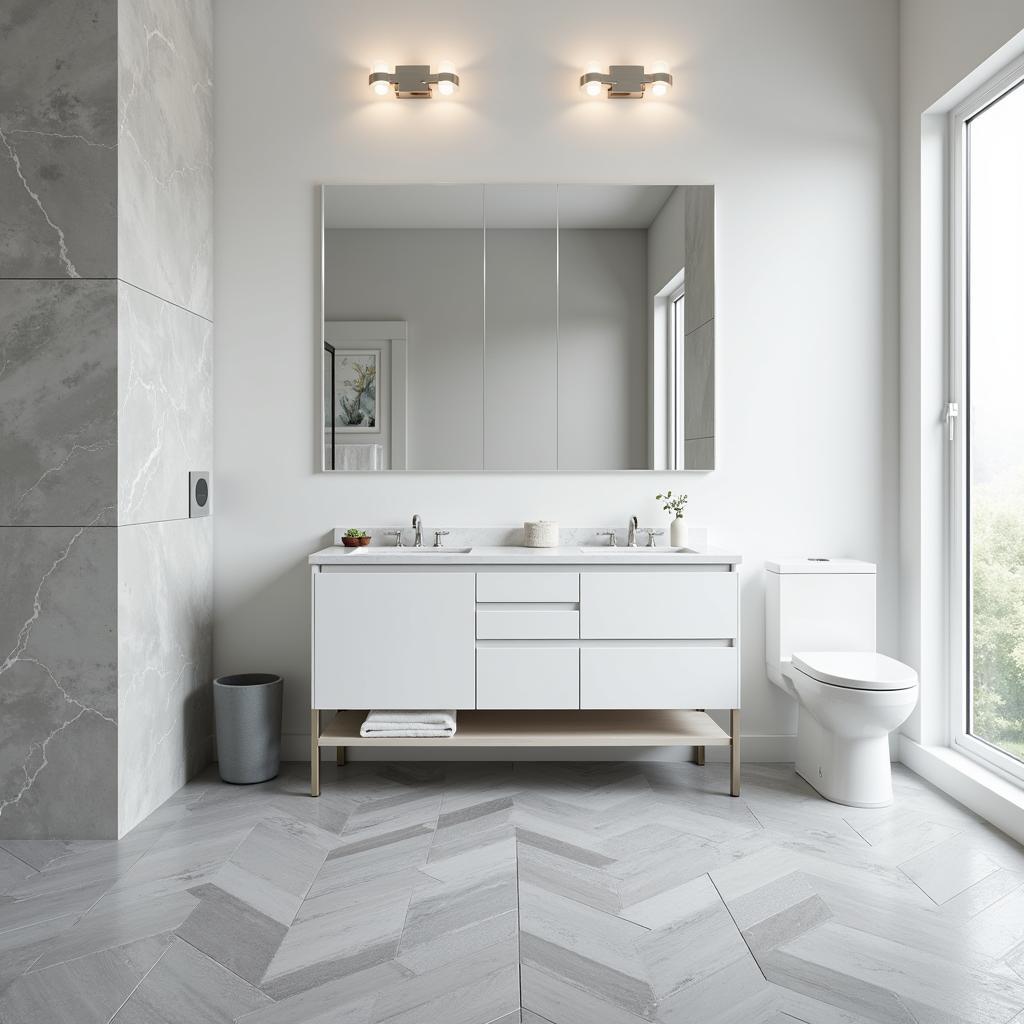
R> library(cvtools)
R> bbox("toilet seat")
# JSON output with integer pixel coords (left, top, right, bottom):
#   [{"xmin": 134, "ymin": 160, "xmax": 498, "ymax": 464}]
[{"xmin": 792, "ymin": 651, "xmax": 918, "ymax": 692}]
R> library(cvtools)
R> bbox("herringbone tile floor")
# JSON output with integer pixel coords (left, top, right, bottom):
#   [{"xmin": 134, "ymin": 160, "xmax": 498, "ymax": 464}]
[{"xmin": 1, "ymin": 760, "xmax": 1023, "ymax": 1023}]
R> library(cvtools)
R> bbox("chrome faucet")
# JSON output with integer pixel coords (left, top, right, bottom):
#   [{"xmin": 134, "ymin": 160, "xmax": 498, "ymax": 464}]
[
  {"xmin": 627, "ymin": 515, "xmax": 639, "ymax": 547},
  {"xmin": 412, "ymin": 514, "xmax": 424, "ymax": 548}
]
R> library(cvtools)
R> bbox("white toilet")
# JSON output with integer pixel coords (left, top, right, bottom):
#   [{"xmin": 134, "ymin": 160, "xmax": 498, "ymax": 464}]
[{"xmin": 765, "ymin": 558, "xmax": 919, "ymax": 807}]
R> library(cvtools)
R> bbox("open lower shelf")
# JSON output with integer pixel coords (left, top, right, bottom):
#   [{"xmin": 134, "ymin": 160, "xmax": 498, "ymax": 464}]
[{"xmin": 317, "ymin": 709, "xmax": 732, "ymax": 747}]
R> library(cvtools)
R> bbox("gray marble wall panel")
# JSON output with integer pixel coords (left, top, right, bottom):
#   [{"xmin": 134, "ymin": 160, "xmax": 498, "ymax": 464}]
[
  {"xmin": 0, "ymin": 527, "xmax": 117, "ymax": 839},
  {"xmin": 118, "ymin": 282, "xmax": 212, "ymax": 525},
  {"xmin": 117, "ymin": 516, "xmax": 212, "ymax": 835},
  {"xmin": 0, "ymin": 281, "xmax": 117, "ymax": 527},
  {"xmin": 117, "ymin": 0, "xmax": 213, "ymax": 318},
  {"xmin": 0, "ymin": 0, "xmax": 118, "ymax": 278},
  {"xmin": 683, "ymin": 186, "xmax": 715, "ymax": 335}
]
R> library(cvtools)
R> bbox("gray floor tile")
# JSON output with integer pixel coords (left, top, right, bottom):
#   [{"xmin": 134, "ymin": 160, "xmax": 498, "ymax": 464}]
[
  {"xmin": 0, "ymin": 933, "xmax": 170, "ymax": 1024},
  {"xmin": 176, "ymin": 883, "xmax": 287, "ymax": 985},
  {"xmin": 900, "ymin": 833, "xmax": 1002, "ymax": 904},
  {"xmin": 30, "ymin": 891, "xmax": 198, "ymax": 971},
  {"xmin": 110, "ymin": 938, "xmax": 270, "ymax": 1023}
]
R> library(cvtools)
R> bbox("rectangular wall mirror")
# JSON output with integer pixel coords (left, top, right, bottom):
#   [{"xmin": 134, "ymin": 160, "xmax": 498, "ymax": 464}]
[{"xmin": 320, "ymin": 184, "xmax": 715, "ymax": 472}]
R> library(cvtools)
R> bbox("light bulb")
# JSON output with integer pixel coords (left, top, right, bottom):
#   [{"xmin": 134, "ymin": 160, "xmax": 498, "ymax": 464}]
[
  {"xmin": 370, "ymin": 61, "xmax": 390, "ymax": 96},
  {"xmin": 649, "ymin": 61, "xmax": 671, "ymax": 97},
  {"xmin": 582, "ymin": 62, "xmax": 603, "ymax": 97},
  {"xmin": 436, "ymin": 60, "xmax": 457, "ymax": 96}
]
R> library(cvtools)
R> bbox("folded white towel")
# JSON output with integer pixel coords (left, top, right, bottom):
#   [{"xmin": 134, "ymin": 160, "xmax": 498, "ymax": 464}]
[{"xmin": 360, "ymin": 710, "xmax": 457, "ymax": 738}]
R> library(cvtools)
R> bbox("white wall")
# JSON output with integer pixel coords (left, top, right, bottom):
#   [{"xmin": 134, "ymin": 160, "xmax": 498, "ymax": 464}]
[
  {"xmin": 213, "ymin": 0, "xmax": 899, "ymax": 760},
  {"xmin": 898, "ymin": 1, "xmax": 1024, "ymax": 745}
]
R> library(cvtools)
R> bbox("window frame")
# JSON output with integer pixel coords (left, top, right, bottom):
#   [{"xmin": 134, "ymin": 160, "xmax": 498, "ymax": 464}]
[
  {"xmin": 668, "ymin": 281, "xmax": 686, "ymax": 470},
  {"xmin": 948, "ymin": 55, "xmax": 1024, "ymax": 785}
]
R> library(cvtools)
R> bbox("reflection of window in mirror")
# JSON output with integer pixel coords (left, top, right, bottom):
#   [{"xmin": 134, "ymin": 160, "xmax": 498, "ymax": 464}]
[{"xmin": 670, "ymin": 282, "xmax": 685, "ymax": 470}]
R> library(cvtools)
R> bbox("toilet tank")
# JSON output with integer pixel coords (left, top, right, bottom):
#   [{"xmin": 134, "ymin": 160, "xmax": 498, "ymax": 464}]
[{"xmin": 765, "ymin": 559, "xmax": 877, "ymax": 682}]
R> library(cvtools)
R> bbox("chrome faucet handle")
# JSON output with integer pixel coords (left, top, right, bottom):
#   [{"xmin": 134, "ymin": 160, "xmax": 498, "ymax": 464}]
[
  {"xmin": 433, "ymin": 530, "xmax": 450, "ymax": 548},
  {"xmin": 641, "ymin": 528, "xmax": 664, "ymax": 548},
  {"xmin": 597, "ymin": 531, "xmax": 617, "ymax": 548},
  {"xmin": 384, "ymin": 530, "xmax": 404, "ymax": 548}
]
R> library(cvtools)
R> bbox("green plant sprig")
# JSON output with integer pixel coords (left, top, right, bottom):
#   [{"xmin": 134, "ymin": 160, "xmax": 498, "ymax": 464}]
[
  {"xmin": 655, "ymin": 491, "xmax": 688, "ymax": 519},
  {"xmin": 344, "ymin": 528, "xmax": 367, "ymax": 538}
]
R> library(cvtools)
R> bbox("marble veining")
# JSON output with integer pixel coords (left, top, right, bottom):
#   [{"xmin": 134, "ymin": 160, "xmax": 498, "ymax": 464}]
[
  {"xmin": 118, "ymin": 516, "xmax": 213, "ymax": 836},
  {"xmin": 117, "ymin": 0, "xmax": 213, "ymax": 318},
  {"xmin": 0, "ymin": 526, "xmax": 117, "ymax": 839},
  {"xmin": 117, "ymin": 282, "xmax": 212, "ymax": 526},
  {"xmin": 0, "ymin": 0, "xmax": 118, "ymax": 278},
  {"xmin": 0, "ymin": 281, "xmax": 117, "ymax": 527}
]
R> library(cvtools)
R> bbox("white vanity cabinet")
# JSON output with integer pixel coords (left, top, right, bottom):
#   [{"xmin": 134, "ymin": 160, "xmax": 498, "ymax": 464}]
[{"xmin": 310, "ymin": 543, "xmax": 742, "ymax": 798}]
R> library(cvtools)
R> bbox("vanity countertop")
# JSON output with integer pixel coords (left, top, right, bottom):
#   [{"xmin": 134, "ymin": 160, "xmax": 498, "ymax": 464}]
[{"xmin": 309, "ymin": 544, "xmax": 741, "ymax": 566}]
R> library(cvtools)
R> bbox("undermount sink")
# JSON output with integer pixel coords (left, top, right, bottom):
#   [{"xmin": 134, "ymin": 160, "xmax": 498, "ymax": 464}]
[
  {"xmin": 354, "ymin": 546, "xmax": 473, "ymax": 554},
  {"xmin": 578, "ymin": 546, "xmax": 696, "ymax": 554}
]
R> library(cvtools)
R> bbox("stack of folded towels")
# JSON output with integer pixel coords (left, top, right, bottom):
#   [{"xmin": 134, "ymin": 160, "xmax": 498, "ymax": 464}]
[{"xmin": 359, "ymin": 710, "xmax": 457, "ymax": 738}]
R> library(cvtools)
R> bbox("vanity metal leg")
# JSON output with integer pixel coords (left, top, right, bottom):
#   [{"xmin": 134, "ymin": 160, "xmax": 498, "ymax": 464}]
[
  {"xmin": 730, "ymin": 709, "xmax": 741, "ymax": 797},
  {"xmin": 694, "ymin": 710, "xmax": 706, "ymax": 766},
  {"xmin": 336, "ymin": 745, "xmax": 345, "ymax": 766},
  {"xmin": 311, "ymin": 709, "xmax": 320, "ymax": 798}
]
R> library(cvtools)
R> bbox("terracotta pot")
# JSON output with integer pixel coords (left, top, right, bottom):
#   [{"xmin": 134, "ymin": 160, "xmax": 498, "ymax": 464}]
[{"xmin": 342, "ymin": 535, "xmax": 372, "ymax": 547}]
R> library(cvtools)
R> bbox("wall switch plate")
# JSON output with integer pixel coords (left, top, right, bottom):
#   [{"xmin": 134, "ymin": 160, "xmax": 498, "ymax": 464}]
[{"xmin": 189, "ymin": 471, "xmax": 211, "ymax": 517}]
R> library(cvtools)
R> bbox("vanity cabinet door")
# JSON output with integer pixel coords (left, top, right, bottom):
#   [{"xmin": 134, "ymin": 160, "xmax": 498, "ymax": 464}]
[
  {"xmin": 580, "ymin": 648, "xmax": 738, "ymax": 709},
  {"xmin": 580, "ymin": 572, "xmax": 737, "ymax": 640},
  {"xmin": 476, "ymin": 647, "xmax": 579, "ymax": 709},
  {"xmin": 314, "ymin": 571, "xmax": 475, "ymax": 709}
]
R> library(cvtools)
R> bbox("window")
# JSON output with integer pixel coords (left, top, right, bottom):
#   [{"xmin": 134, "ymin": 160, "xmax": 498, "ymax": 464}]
[{"xmin": 951, "ymin": 63, "xmax": 1024, "ymax": 779}]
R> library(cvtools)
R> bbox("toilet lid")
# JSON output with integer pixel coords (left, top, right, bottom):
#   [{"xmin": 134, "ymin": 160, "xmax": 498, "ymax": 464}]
[{"xmin": 792, "ymin": 651, "xmax": 918, "ymax": 691}]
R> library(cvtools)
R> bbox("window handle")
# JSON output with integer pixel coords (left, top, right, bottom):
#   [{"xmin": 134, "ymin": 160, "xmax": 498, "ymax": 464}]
[{"xmin": 945, "ymin": 401, "xmax": 959, "ymax": 442}]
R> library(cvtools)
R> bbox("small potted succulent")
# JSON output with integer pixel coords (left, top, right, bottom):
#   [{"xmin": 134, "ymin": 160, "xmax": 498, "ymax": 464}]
[
  {"xmin": 341, "ymin": 528, "xmax": 372, "ymax": 548},
  {"xmin": 655, "ymin": 491, "xmax": 689, "ymax": 548}
]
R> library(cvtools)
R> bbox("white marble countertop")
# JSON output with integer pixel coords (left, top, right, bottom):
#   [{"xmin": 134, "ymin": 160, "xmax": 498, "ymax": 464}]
[{"xmin": 309, "ymin": 544, "xmax": 741, "ymax": 566}]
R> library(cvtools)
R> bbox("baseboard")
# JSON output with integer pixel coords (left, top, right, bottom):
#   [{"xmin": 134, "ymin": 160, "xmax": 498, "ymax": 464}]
[
  {"xmin": 899, "ymin": 736, "xmax": 1024, "ymax": 846},
  {"xmin": 279, "ymin": 732, "xmax": 796, "ymax": 764}
]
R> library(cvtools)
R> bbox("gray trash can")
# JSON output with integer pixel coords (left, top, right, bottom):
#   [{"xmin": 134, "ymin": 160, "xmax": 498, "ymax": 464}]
[{"xmin": 213, "ymin": 673, "xmax": 283, "ymax": 784}]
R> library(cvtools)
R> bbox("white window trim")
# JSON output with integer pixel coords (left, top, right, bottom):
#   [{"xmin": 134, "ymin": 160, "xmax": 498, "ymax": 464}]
[
  {"xmin": 668, "ymin": 281, "xmax": 686, "ymax": 470},
  {"xmin": 947, "ymin": 53, "xmax": 1024, "ymax": 787}
]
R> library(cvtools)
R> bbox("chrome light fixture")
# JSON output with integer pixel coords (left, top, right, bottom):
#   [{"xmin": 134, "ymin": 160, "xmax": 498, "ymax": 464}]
[
  {"xmin": 369, "ymin": 61, "xmax": 459, "ymax": 98},
  {"xmin": 580, "ymin": 62, "xmax": 672, "ymax": 99}
]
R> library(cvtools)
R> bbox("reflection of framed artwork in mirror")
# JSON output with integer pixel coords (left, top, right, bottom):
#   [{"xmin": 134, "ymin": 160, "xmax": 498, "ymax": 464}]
[{"xmin": 334, "ymin": 350, "xmax": 380, "ymax": 433}]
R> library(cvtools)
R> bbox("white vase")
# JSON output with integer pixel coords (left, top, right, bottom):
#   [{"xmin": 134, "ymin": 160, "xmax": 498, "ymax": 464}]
[{"xmin": 670, "ymin": 518, "xmax": 688, "ymax": 548}]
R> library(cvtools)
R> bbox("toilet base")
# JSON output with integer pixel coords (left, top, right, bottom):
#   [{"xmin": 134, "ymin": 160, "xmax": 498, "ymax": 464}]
[{"xmin": 795, "ymin": 708, "xmax": 894, "ymax": 808}]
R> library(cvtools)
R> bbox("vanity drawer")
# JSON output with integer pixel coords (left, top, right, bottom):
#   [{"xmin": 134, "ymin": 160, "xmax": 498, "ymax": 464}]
[
  {"xmin": 476, "ymin": 572, "xmax": 579, "ymax": 603},
  {"xmin": 580, "ymin": 572, "xmax": 737, "ymax": 640},
  {"xmin": 580, "ymin": 647, "xmax": 738, "ymax": 709},
  {"xmin": 476, "ymin": 609, "xmax": 579, "ymax": 640},
  {"xmin": 476, "ymin": 648, "xmax": 579, "ymax": 709}
]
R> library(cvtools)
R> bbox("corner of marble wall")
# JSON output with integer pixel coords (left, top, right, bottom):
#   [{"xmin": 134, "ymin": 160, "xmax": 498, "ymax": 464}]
[
  {"xmin": 117, "ymin": 0, "xmax": 213, "ymax": 319},
  {"xmin": 0, "ymin": 0, "xmax": 118, "ymax": 279},
  {"xmin": 117, "ymin": 281, "xmax": 212, "ymax": 526},
  {"xmin": 117, "ymin": 516, "xmax": 213, "ymax": 836},
  {"xmin": 0, "ymin": 280, "xmax": 118, "ymax": 527},
  {"xmin": 0, "ymin": 527, "xmax": 118, "ymax": 839}
]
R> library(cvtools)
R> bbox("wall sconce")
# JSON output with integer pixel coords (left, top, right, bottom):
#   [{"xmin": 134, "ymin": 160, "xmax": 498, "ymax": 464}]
[
  {"xmin": 580, "ymin": 62, "xmax": 672, "ymax": 99},
  {"xmin": 369, "ymin": 61, "xmax": 459, "ymax": 98}
]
